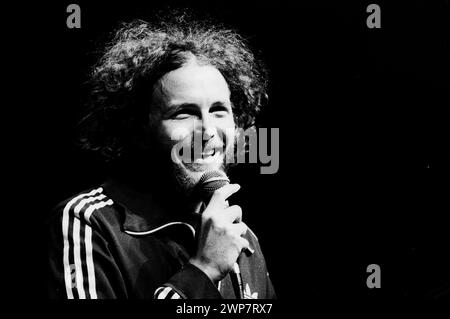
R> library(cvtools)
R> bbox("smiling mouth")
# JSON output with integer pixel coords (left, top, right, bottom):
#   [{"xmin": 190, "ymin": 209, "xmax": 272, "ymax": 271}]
[
  {"xmin": 179, "ymin": 146, "xmax": 222, "ymax": 166},
  {"xmin": 191, "ymin": 143, "xmax": 224, "ymax": 159},
  {"xmin": 201, "ymin": 148, "xmax": 216, "ymax": 158},
  {"xmin": 195, "ymin": 149, "xmax": 221, "ymax": 163}
]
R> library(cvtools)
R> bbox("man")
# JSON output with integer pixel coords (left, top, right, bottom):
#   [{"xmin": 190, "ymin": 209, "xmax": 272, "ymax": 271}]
[{"xmin": 47, "ymin": 12, "xmax": 276, "ymax": 299}]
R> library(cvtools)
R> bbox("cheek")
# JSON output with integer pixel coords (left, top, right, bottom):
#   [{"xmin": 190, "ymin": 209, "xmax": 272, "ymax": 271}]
[
  {"xmin": 160, "ymin": 121, "xmax": 194, "ymax": 145},
  {"xmin": 225, "ymin": 127, "xmax": 236, "ymax": 145},
  {"xmin": 222, "ymin": 118, "xmax": 236, "ymax": 144}
]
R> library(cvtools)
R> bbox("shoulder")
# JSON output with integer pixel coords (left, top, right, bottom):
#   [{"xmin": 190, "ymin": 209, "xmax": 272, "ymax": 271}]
[{"xmin": 48, "ymin": 186, "xmax": 117, "ymax": 229}]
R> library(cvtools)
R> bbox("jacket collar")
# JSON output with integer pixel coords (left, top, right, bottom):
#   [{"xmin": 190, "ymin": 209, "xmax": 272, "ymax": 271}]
[{"xmin": 101, "ymin": 177, "xmax": 199, "ymax": 236}]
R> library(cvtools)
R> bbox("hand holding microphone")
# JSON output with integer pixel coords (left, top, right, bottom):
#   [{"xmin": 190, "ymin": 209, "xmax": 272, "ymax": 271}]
[{"xmin": 189, "ymin": 171, "xmax": 249, "ymax": 284}]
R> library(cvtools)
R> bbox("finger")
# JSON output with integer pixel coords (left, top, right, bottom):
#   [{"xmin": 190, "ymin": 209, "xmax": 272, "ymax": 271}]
[
  {"xmin": 238, "ymin": 237, "xmax": 250, "ymax": 252},
  {"xmin": 231, "ymin": 222, "xmax": 248, "ymax": 237},
  {"xmin": 223, "ymin": 205, "xmax": 242, "ymax": 223},
  {"xmin": 208, "ymin": 184, "xmax": 240, "ymax": 210}
]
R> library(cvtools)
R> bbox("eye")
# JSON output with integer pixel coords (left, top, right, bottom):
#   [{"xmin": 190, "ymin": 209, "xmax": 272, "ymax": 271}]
[
  {"xmin": 210, "ymin": 104, "xmax": 230, "ymax": 118},
  {"xmin": 171, "ymin": 110, "xmax": 193, "ymax": 120},
  {"xmin": 170, "ymin": 105, "xmax": 199, "ymax": 120}
]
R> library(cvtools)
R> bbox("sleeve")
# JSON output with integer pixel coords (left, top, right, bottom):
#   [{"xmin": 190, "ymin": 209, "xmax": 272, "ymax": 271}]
[
  {"xmin": 265, "ymin": 270, "xmax": 277, "ymax": 299},
  {"xmin": 247, "ymin": 228, "xmax": 277, "ymax": 299},
  {"xmin": 153, "ymin": 263, "xmax": 222, "ymax": 299},
  {"xmin": 47, "ymin": 199, "xmax": 127, "ymax": 299}
]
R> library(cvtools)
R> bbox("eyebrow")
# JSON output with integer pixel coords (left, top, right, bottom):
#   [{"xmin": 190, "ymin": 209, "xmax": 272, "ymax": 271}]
[
  {"xmin": 165, "ymin": 103, "xmax": 197, "ymax": 114},
  {"xmin": 168, "ymin": 101, "xmax": 230, "ymax": 111},
  {"xmin": 210, "ymin": 101, "xmax": 230, "ymax": 108},
  {"xmin": 169, "ymin": 103, "xmax": 198, "ymax": 109}
]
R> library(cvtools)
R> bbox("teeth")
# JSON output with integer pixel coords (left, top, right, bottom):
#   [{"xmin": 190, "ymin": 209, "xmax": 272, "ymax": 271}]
[
  {"xmin": 202, "ymin": 150, "xmax": 215, "ymax": 157},
  {"xmin": 191, "ymin": 150, "xmax": 220, "ymax": 164}
]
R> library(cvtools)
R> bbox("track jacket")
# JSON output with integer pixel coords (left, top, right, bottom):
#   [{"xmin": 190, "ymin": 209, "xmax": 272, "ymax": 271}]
[{"xmin": 47, "ymin": 178, "xmax": 276, "ymax": 299}]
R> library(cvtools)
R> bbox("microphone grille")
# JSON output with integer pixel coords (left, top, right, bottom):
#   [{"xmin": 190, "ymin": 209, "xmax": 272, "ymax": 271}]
[{"xmin": 198, "ymin": 170, "xmax": 230, "ymax": 196}]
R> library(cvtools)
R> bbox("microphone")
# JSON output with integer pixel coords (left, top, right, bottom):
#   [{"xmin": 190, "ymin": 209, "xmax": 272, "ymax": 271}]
[
  {"xmin": 197, "ymin": 170, "xmax": 230, "ymax": 201},
  {"xmin": 197, "ymin": 170, "xmax": 245, "ymax": 299}
]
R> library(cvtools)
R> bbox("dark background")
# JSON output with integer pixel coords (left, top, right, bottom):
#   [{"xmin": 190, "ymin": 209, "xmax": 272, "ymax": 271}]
[{"xmin": 13, "ymin": 0, "xmax": 449, "ymax": 305}]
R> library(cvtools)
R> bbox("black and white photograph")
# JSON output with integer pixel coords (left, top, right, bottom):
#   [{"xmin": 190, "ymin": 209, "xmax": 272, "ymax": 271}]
[{"xmin": 9, "ymin": 0, "xmax": 449, "ymax": 315}]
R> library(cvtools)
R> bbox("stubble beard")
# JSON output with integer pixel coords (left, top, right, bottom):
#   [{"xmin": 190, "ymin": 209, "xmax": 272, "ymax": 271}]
[
  {"xmin": 172, "ymin": 154, "xmax": 230, "ymax": 196},
  {"xmin": 171, "ymin": 140, "xmax": 235, "ymax": 197}
]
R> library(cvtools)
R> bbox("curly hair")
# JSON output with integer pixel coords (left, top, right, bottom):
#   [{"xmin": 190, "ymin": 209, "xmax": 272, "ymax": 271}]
[{"xmin": 79, "ymin": 11, "xmax": 268, "ymax": 162}]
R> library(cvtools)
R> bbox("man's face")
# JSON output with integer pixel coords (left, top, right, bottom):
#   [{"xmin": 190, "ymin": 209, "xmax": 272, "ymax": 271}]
[{"xmin": 148, "ymin": 59, "xmax": 236, "ymax": 190}]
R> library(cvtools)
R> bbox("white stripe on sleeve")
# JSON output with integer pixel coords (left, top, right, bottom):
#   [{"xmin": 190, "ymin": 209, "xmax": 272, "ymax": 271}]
[
  {"xmin": 155, "ymin": 287, "xmax": 172, "ymax": 299},
  {"xmin": 77, "ymin": 199, "xmax": 114, "ymax": 299},
  {"xmin": 73, "ymin": 215, "xmax": 86, "ymax": 298},
  {"xmin": 84, "ymin": 225, "xmax": 97, "ymax": 299},
  {"xmin": 171, "ymin": 293, "xmax": 181, "ymax": 299},
  {"xmin": 73, "ymin": 195, "xmax": 110, "ymax": 299},
  {"xmin": 62, "ymin": 188, "xmax": 102, "ymax": 299}
]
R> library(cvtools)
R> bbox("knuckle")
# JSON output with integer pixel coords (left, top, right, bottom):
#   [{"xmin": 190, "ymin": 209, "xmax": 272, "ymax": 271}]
[
  {"xmin": 211, "ymin": 217, "xmax": 222, "ymax": 227},
  {"xmin": 231, "ymin": 225, "xmax": 246, "ymax": 239},
  {"xmin": 230, "ymin": 231, "xmax": 241, "ymax": 240},
  {"xmin": 229, "ymin": 205, "xmax": 242, "ymax": 215},
  {"xmin": 206, "ymin": 214, "xmax": 222, "ymax": 228},
  {"xmin": 241, "ymin": 238, "xmax": 250, "ymax": 248},
  {"xmin": 225, "ymin": 224, "xmax": 235, "ymax": 234},
  {"xmin": 214, "ymin": 219, "xmax": 228, "ymax": 232}
]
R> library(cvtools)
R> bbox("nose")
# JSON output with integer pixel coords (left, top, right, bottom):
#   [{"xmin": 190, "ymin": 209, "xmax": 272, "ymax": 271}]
[{"xmin": 201, "ymin": 113, "xmax": 217, "ymax": 141}]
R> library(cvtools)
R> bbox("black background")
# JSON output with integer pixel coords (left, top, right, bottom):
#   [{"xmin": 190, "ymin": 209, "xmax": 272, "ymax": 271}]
[{"xmin": 10, "ymin": 0, "xmax": 449, "ymax": 308}]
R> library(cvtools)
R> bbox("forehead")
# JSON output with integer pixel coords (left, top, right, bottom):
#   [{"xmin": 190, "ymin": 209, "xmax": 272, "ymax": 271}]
[{"xmin": 154, "ymin": 62, "xmax": 230, "ymax": 105}]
